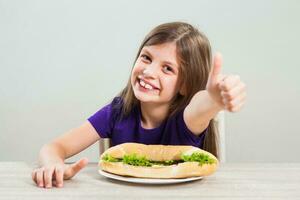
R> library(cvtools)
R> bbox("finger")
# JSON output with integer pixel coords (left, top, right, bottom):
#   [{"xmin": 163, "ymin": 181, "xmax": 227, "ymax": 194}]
[
  {"xmin": 219, "ymin": 75, "xmax": 240, "ymax": 92},
  {"xmin": 54, "ymin": 166, "xmax": 64, "ymax": 188},
  {"xmin": 223, "ymin": 91, "xmax": 246, "ymax": 108},
  {"xmin": 223, "ymin": 92, "xmax": 246, "ymax": 112},
  {"xmin": 221, "ymin": 82, "xmax": 246, "ymax": 101},
  {"xmin": 31, "ymin": 169, "xmax": 38, "ymax": 184},
  {"xmin": 44, "ymin": 167, "xmax": 55, "ymax": 188},
  {"xmin": 65, "ymin": 158, "xmax": 89, "ymax": 179},
  {"xmin": 36, "ymin": 168, "xmax": 45, "ymax": 188},
  {"xmin": 230, "ymin": 101, "xmax": 246, "ymax": 112},
  {"xmin": 208, "ymin": 53, "xmax": 223, "ymax": 84},
  {"xmin": 216, "ymin": 74, "xmax": 226, "ymax": 84}
]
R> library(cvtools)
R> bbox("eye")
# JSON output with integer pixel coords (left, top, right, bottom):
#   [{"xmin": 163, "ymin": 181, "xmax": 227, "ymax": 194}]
[
  {"xmin": 163, "ymin": 66, "xmax": 174, "ymax": 73},
  {"xmin": 141, "ymin": 54, "xmax": 151, "ymax": 62}
]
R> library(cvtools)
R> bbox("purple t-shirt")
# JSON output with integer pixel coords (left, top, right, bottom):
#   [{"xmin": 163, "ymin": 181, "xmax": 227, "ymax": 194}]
[{"xmin": 88, "ymin": 97, "xmax": 206, "ymax": 148}]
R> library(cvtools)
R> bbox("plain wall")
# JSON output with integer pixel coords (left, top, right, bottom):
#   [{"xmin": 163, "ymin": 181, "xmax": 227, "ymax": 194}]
[{"xmin": 1, "ymin": 0, "xmax": 300, "ymax": 163}]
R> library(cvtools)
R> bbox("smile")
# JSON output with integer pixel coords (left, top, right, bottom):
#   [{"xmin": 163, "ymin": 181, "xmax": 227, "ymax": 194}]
[{"xmin": 137, "ymin": 78, "xmax": 160, "ymax": 91}]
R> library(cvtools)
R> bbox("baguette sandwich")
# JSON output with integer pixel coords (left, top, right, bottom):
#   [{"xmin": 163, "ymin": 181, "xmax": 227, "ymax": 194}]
[{"xmin": 99, "ymin": 143, "xmax": 219, "ymax": 179}]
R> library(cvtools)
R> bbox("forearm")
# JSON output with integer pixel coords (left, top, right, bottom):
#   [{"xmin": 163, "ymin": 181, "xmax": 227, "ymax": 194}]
[
  {"xmin": 187, "ymin": 90, "xmax": 223, "ymax": 126},
  {"xmin": 38, "ymin": 143, "xmax": 66, "ymax": 167}
]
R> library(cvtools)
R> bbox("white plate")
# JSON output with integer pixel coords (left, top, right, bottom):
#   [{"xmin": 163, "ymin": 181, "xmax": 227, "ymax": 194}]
[{"xmin": 98, "ymin": 170, "xmax": 203, "ymax": 184}]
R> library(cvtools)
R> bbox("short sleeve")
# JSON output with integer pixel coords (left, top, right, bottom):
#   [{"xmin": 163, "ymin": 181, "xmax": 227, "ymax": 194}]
[
  {"xmin": 177, "ymin": 110, "xmax": 207, "ymax": 147},
  {"xmin": 87, "ymin": 103, "xmax": 114, "ymax": 138}
]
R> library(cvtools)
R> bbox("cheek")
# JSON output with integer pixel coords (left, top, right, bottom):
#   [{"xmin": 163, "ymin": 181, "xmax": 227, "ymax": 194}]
[
  {"xmin": 163, "ymin": 77, "xmax": 179, "ymax": 92},
  {"xmin": 130, "ymin": 73, "xmax": 137, "ymax": 88},
  {"xmin": 132, "ymin": 62, "xmax": 143, "ymax": 75},
  {"xmin": 131, "ymin": 64, "xmax": 139, "ymax": 79}
]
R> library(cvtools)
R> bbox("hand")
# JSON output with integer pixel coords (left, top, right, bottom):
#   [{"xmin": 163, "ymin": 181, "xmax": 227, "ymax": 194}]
[
  {"xmin": 206, "ymin": 53, "xmax": 247, "ymax": 112},
  {"xmin": 31, "ymin": 158, "xmax": 88, "ymax": 188}
]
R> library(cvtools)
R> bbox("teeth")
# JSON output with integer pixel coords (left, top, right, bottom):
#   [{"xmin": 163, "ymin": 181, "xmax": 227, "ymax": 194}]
[
  {"xmin": 140, "ymin": 80, "xmax": 146, "ymax": 87},
  {"xmin": 139, "ymin": 80, "xmax": 154, "ymax": 90},
  {"xmin": 145, "ymin": 84, "xmax": 153, "ymax": 90}
]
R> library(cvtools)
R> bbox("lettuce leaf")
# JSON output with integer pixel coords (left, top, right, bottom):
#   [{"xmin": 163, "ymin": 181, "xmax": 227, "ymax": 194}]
[
  {"xmin": 102, "ymin": 154, "xmax": 122, "ymax": 162},
  {"xmin": 122, "ymin": 154, "xmax": 152, "ymax": 167},
  {"xmin": 181, "ymin": 152, "xmax": 216, "ymax": 165},
  {"xmin": 102, "ymin": 152, "xmax": 216, "ymax": 167}
]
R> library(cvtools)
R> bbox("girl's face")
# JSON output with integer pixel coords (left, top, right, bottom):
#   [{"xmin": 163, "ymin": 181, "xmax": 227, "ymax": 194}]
[{"xmin": 131, "ymin": 42, "xmax": 181, "ymax": 105}]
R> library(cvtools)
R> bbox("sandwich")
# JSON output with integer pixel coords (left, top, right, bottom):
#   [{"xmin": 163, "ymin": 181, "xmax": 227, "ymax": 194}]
[{"xmin": 99, "ymin": 143, "xmax": 219, "ymax": 179}]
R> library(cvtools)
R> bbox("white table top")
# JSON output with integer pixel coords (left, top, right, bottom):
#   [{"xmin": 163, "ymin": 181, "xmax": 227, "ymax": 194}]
[{"xmin": 0, "ymin": 162, "xmax": 300, "ymax": 200}]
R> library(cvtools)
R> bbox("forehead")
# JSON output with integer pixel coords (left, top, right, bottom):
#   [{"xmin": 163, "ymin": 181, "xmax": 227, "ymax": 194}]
[{"xmin": 141, "ymin": 43, "xmax": 179, "ymax": 68}]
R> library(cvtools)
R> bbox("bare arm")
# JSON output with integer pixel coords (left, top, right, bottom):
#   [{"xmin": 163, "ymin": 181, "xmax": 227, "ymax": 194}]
[
  {"xmin": 33, "ymin": 121, "xmax": 100, "ymax": 188},
  {"xmin": 184, "ymin": 90, "xmax": 222, "ymax": 135},
  {"xmin": 184, "ymin": 53, "xmax": 246, "ymax": 136},
  {"xmin": 38, "ymin": 121, "xmax": 100, "ymax": 166}
]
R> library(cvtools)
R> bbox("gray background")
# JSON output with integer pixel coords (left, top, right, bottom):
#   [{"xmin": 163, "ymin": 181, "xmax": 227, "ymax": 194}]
[{"xmin": 1, "ymin": 0, "xmax": 299, "ymax": 163}]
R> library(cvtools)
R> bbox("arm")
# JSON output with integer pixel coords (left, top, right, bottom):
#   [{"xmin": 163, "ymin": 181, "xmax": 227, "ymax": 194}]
[
  {"xmin": 39, "ymin": 121, "xmax": 100, "ymax": 163},
  {"xmin": 33, "ymin": 121, "xmax": 100, "ymax": 188},
  {"xmin": 184, "ymin": 53, "xmax": 246, "ymax": 136},
  {"xmin": 184, "ymin": 90, "xmax": 222, "ymax": 135},
  {"xmin": 38, "ymin": 121, "xmax": 100, "ymax": 165}
]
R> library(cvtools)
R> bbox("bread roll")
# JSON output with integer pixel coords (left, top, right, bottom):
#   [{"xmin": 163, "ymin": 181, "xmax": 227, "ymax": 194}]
[{"xmin": 99, "ymin": 143, "xmax": 219, "ymax": 179}]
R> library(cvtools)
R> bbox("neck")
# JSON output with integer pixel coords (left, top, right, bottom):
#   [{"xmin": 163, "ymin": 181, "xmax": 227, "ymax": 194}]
[{"xmin": 140, "ymin": 102, "xmax": 169, "ymax": 129}]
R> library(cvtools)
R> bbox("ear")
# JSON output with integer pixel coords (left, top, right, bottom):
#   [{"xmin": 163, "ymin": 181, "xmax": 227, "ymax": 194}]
[{"xmin": 179, "ymin": 84, "xmax": 186, "ymax": 96}]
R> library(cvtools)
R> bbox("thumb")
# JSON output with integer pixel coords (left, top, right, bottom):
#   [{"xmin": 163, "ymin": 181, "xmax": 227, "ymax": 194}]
[
  {"xmin": 208, "ymin": 52, "xmax": 223, "ymax": 84},
  {"xmin": 64, "ymin": 158, "xmax": 89, "ymax": 179}
]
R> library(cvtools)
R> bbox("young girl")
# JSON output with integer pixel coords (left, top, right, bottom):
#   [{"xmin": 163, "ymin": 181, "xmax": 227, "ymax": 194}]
[{"xmin": 32, "ymin": 22, "xmax": 246, "ymax": 188}]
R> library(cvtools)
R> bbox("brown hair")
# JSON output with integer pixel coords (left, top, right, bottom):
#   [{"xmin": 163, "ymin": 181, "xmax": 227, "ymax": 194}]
[{"xmin": 116, "ymin": 22, "xmax": 219, "ymax": 158}]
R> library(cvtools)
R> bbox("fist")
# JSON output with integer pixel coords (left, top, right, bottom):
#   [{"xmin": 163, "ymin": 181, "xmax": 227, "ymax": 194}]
[{"xmin": 206, "ymin": 53, "xmax": 247, "ymax": 112}]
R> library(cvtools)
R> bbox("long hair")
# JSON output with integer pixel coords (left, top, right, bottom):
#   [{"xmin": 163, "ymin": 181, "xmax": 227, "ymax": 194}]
[{"xmin": 116, "ymin": 22, "xmax": 219, "ymax": 158}]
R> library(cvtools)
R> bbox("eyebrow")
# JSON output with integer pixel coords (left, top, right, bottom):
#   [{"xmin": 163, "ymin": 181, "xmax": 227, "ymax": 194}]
[{"xmin": 142, "ymin": 49, "xmax": 178, "ymax": 69}]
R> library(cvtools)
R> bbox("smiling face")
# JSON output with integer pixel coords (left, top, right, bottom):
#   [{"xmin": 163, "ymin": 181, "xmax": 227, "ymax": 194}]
[{"xmin": 131, "ymin": 42, "xmax": 182, "ymax": 105}]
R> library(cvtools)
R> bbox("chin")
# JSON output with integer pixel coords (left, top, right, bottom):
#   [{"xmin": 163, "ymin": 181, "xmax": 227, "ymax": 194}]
[
  {"xmin": 131, "ymin": 83, "xmax": 158, "ymax": 102},
  {"xmin": 134, "ymin": 92, "xmax": 158, "ymax": 103}
]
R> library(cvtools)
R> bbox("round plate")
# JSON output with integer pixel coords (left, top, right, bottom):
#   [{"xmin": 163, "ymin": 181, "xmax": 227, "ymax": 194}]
[{"xmin": 98, "ymin": 170, "xmax": 203, "ymax": 184}]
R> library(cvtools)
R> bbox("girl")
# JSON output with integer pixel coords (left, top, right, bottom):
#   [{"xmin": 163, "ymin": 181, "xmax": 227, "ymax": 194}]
[{"xmin": 32, "ymin": 22, "xmax": 246, "ymax": 188}]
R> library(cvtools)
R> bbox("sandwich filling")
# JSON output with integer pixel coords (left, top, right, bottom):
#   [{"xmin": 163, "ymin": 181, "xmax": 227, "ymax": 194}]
[{"xmin": 102, "ymin": 152, "xmax": 216, "ymax": 167}]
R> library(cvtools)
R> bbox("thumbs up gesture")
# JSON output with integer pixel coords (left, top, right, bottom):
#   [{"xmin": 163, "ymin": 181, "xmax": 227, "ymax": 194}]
[{"xmin": 206, "ymin": 53, "xmax": 246, "ymax": 112}]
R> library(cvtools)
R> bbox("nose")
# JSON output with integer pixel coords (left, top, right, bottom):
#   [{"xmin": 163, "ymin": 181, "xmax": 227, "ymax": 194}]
[{"xmin": 142, "ymin": 64, "xmax": 159, "ymax": 79}]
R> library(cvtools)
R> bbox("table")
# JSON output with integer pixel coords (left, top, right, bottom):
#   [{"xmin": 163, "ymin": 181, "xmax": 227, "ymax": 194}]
[{"xmin": 0, "ymin": 162, "xmax": 299, "ymax": 199}]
